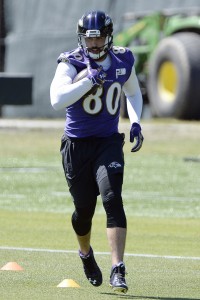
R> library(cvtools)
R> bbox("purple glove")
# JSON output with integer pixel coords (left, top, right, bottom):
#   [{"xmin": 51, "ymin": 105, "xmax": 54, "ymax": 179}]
[
  {"xmin": 87, "ymin": 65, "xmax": 106, "ymax": 88},
  {"xmin": 130, "ymin": 122, "xmax": 144, "ymax": 152}
]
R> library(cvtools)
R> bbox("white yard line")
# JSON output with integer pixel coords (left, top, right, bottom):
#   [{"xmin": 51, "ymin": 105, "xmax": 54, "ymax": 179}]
[{"xmin": 0, "ymin": 246, "xmax": 200, "ymax": 261}]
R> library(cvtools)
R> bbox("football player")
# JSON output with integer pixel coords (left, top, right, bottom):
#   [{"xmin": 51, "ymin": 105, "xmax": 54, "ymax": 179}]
[{"xmin": 50, "ymin": 10, "xmax": 144, "ymax": 294}]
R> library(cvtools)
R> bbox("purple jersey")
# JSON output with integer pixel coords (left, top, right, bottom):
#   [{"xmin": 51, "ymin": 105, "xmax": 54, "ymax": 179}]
[{"xmin": 58, "ymin": 47, "xmax": 134, "ymax": 138}]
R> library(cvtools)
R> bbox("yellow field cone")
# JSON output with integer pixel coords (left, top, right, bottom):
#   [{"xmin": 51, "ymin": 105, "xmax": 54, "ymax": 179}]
[
  {"xmin": 1, "ymin": 262, "xmax": 24, "ymax": 271},
  {"xmin": 57, "ymin": 279, "xmax": 80, "ymax": 288}
]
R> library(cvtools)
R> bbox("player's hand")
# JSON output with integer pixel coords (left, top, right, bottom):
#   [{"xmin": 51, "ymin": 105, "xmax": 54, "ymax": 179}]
[
  {"xmin": 130, "ymin": 122, "xmax": 144, "ymax": 152},
  {"xmin": 87, "ymin": 65, "xmax": 106, "ymax": 88}
]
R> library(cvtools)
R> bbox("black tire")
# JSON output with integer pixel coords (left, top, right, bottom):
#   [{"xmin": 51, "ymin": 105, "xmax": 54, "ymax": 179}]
[{"xmin": 147, "ymin": 33, "xmax": 200, "ymax": 119}]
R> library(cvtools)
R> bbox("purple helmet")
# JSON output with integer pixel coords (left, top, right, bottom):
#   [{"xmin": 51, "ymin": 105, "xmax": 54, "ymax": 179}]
[{"xmin": 77, "ymin": 11, "xmax": 113, "ymax": 59}]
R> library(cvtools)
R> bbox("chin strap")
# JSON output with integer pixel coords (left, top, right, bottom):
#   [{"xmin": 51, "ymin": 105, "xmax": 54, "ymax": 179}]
[{"xmin": 87, "ymin": 48, "xmax": 106, "ymax": 60}]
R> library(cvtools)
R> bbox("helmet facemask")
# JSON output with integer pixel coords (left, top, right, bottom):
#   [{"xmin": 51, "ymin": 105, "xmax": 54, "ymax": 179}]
[{"xmin": 78, "ymin": 32, "xmax": 113, "ymax": 60}]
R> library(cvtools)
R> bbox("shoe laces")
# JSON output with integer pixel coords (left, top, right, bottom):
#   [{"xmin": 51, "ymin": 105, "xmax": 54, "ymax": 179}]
[
  {"xmin": 111, "ymin": 263, "xmax": 127, "ymax": 281},
  {"xmin": 115, "ymin": 272, "xmax": 125, "ymax": 284}
]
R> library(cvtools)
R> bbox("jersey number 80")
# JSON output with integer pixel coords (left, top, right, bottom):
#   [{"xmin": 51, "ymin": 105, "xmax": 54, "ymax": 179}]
[{"xmin": 83, "ymin": 82, "xmax": 122, "ymax": 115}]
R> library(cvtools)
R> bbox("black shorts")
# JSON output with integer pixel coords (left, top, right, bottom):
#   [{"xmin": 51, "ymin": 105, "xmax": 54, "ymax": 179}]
[{"xmin": 60, "ymin": 133, "xmax": 125, "ymax": 207}]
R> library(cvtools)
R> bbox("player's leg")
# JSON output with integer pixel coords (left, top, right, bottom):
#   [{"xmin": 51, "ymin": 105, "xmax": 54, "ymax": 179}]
[
  {"xmin": 60, "ymin": 134, "xmax": 97, "ymax": 252},
  {"xmin": 98, "ymin": 171, "xmax": 128, "ymax": 293},
  {"xmin": 106, "ymin": 227, "xmax": 126, "ymax": 265},
  {"xmin": 60, "ymin": 136, "xmax": 102, "ymax": 286},
  {"xmin": 94, "ymin": 133, "xmax": 126, "ymax": 263},
  {"xmin": 99, "ymin": 172, "xmax": 128, "ymax": 293},
  {"xmin": 69, "ymin": 174, "xmax": 103, "ymax": 287},
  {"xmin": 76, "ymin": 230, "xmax": 91, "ymax": 255},
  {"xmin": 95, "ymin": 133, "xmax": 128, "ymax": 293},
  {"xmin": 71, "ymin": 200, "xmax": 102, "ymax": 286},
  {"xmin": 71, "ymin": 202, "xmax": 96, "ymax": 255},
  {"xmin": 98, "ymin": 172, "xmax": 127, "ymax": 261}
]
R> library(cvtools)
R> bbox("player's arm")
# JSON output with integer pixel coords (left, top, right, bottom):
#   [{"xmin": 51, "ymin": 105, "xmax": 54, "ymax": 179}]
[
  {"xmin": 123, "ymin": 66, "xmax": 144, "ymax": 152},
  {"xmin": 122, "ymin": 66, "xmax": 143, "ymax": 123},
  {"xmin": 50, "ymin": 62, "xmax": 92, "ymax": 110}
]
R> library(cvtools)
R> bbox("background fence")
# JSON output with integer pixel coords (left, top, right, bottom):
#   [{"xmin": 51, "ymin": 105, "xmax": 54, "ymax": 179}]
[{"xmin": 1, "ymin": 0, "xmax": 199, "ymax": 118}]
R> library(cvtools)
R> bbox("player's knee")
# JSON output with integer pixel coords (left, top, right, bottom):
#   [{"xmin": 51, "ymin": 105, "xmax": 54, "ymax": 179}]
[
  {"xmin": 103, "ymin": 191, "xmax": 127, "ymax": 228},
  {"xmin": 71, "ymin": 206, "xmax": 95, "ymax": 236},
  {"xmin": 99, "ymin": 173, "xmax": 126, "ymax": 228}
]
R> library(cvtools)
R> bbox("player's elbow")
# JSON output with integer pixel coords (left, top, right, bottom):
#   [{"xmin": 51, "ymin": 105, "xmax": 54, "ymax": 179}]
[
  {"xmin": 49, "ymin": 91, "xmax": 62, "ymax": 110},
  {"xmin": 50, "ymin": 86, "xmax": 63, "ymax": 111},
  {"xmin": 51, "ymin": 96, "xmax": 65, "ymax": 111},
  {"xmin": 51, "ymin": 101, "xmax": 61, "ymax": 111}
]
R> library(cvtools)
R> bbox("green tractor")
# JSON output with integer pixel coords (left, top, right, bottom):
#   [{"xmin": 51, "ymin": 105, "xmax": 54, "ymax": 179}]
[{"xmin": 114, "ymin": 8, "xmax": 200, "ymax": 119}]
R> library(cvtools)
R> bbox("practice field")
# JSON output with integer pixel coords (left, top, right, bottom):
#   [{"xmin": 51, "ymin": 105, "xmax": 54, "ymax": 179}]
[{"xmin": 0, "ymin": 119, "xmax": 200, "ymax": 300}]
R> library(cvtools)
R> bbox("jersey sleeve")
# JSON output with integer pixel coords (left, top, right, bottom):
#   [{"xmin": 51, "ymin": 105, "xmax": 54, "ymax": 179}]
[
  {"xmin": 57, "ymin": 49, "xmax": 88, "ymax": 71},
  {"xmin": 125, "ymin": 48, "xmax": 135, "ymax": 67}
]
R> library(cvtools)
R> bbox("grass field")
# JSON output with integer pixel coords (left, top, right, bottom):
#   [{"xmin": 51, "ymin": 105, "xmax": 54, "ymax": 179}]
[{"xmin": 0, "ymin": 119, "xmax": 200, "ymax": 300}]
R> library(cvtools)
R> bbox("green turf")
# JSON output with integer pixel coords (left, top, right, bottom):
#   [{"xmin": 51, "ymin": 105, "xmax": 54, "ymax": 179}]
[
  {"xmin": 0, "ymin": 211, "xmax": 200, "ymax": 257},
  {"xmin": 0, "ymin": 120, "xmax": 200, "ymax": 300},
  {"xmin": 0, "ymin": 250, "xmax": 199, "ymax": 300}
]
